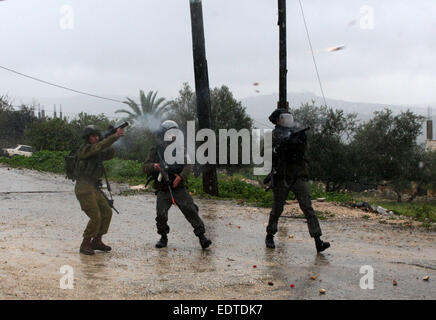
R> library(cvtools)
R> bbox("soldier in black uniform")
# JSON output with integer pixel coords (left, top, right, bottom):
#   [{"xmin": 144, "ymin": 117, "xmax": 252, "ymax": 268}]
[
  {"xmin": 265, "ymin": 109, "xmax": 330, "ymax": 253},
  {"xmin": 143, "ymin": 120, "xmax": 212, "ymax": 249}
]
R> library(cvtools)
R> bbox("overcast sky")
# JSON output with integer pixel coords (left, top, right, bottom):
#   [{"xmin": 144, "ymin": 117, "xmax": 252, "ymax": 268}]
[{"xmin": 0, "ymin": 0, "xmax": 435, "ymax": 110}]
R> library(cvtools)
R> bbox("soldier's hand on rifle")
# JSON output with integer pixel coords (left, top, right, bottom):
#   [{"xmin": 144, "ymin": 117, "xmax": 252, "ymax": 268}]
[
  {"xmin": 153, "ymin": 163, "xmax": 161, "ymax": 171},
  {"xmin": 172, "ymin": 174, "xmax": 182, "ymax": 188},
  {"xmin": 116, "ymin": 127, "xmax": 125, "ymax": 138}
]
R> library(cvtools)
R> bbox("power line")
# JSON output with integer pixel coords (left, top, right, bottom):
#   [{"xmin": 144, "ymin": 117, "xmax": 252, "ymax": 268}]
[
  {"xmin": 298, "ymin": 0, "xmax": 328, "ymax": 107},
  {"xmin": 0, "ymin": 64, "xmax": 268, "ymax": 124},
  {"xmin": 0, "ymin": 64, "xmax": 125, "ymax": 104}
]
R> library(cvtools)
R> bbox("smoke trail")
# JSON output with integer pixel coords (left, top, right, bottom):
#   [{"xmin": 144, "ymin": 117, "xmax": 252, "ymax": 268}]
[
  {"xmin": 112, "ymin": 112, "xmax": 170, "ymax": 162},
  {"xmin": 129, "ymin": 113, "xmax": 164, "ymax": 134}
]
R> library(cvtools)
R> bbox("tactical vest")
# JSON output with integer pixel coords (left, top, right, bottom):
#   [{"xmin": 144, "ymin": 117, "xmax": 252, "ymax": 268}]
[
  {"xmin": 76, "ymin": 144, "xmax": 105, "ymax": 182},
  {"xmin": 272, "ymin": 127, "xmax": 309, "ymax": 182}
]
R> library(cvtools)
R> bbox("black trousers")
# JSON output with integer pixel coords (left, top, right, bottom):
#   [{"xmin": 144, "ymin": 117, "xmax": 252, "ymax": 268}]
[
  {"xmin": 267, "ymin": 178, "xmax": 322, "ymax": 238},
  {"xmin": 155, "ymin": 187, "xmax": 205, "ymax": 236}
]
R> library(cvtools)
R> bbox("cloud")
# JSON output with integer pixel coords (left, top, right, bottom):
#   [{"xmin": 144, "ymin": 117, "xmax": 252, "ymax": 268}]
[{"xmin": 0, "ymin": 0, "xmax": 434, "ymax": 106}]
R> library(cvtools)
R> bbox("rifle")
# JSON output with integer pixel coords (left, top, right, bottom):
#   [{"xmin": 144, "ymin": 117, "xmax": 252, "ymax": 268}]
[
  {"xmin": 275, "ymin": 126, "xmax": 310, "ymax": 149},
  {"xmin": 263, "ymin": 168, "xmax": 276, "ymax": 192},
  {"xmin": 294, "ymin": 126, "xmax": 310, "ymax": 135},
  {"xmin": 98, "ymin": 186, "xmax": 121, "ymax": 215},
  {"xmin": 155, "ymin": 144, "xmax": 177, "ymax": 205},
  {"xmin": 102, "ymin": 122, "xmax": 129, "ymax": 139},
  {"xmin": 96, "ymin": 177, "xmax": 121, "ymax": 215}
]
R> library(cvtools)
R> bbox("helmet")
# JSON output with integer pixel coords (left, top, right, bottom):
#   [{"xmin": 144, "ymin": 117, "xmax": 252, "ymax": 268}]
[
  {"xmin": 82, "ymin": 125, "xmax": 101, "ymax": 139},
  {"xmin": 160, "ymin": 120, "xmax": 179, "ymax": 131},
  {"xmin": 157, "ymin": 120, "xmax": 179, "ymax": 137}
]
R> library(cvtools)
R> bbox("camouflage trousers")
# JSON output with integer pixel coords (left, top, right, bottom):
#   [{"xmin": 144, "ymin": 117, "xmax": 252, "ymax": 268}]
[
  {"xmin": 156, "ymin": 187, "xmax": 205, "ymax": 237},
  {"xmin": 75, "ymin": 181, "xmax": 113, "ymax": 239},
  {"xmin": 266, "ymin": 178, "xmax": 322, "ymax": 238}
]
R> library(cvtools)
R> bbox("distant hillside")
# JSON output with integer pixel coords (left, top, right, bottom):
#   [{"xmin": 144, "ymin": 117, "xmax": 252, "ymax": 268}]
[
  {"xmin": 242, "ymin": 91, "xmax": 430, "ymax": 124},
  {"xmin": 242, "ymin": 92, "xmax": 433, "ymax": 144},
  {"xmin": 14, "ymin": 91, "xmax": 434, "ymax": 143}
]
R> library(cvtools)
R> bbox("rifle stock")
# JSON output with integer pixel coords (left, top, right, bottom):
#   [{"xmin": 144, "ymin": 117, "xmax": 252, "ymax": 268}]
[{"xmin": 98, "ymin": 188, "xmax": 121, "ymax": 214}]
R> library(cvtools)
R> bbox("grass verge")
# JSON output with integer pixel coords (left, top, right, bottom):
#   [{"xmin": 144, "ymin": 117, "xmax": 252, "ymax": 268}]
[{"xmin": 0, "ymin": 151, "xmax": 352, "ymax": 208}]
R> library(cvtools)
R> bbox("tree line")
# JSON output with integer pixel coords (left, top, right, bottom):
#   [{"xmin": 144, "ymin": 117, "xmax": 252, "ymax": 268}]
[
  {"xmin": 292, "ymin": 104, "xmax": 435, "ymax": 201},
  {"xmin": 1, "ymin": 87, "xmax": 435, "ymax": 202}
]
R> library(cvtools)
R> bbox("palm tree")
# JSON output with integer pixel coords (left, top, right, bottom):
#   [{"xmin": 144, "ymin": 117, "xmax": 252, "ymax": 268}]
[
  {"xmin": 115, "ymin": 90, "xmax": 172, "ymax": 123},
  {"xmin": 114, "ymin": 90, "xmax": 172, "ymax": 161}
]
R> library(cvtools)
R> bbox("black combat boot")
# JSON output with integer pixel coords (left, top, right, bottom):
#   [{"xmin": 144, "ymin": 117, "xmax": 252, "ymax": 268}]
[
  {"xmin": 91, "ymin": 235, "xmax": 112, "ymax": 252},
  {"xmin": 315, "ymin": 236, "xmax": 330, "ymax": 253},
  {"xmin": 80, "ymin": 237, "xmax": 95, "ymax": 255},
  {"xmin": 265, "ymin": 234, "xmax": 275, "ymax": 248},
  {"xmin": 155, "ymin": 235, "xmax": 168, "ymax": 248},
  {"xmin": 198, "ymin": 234, "xmax": 212, "ymax": 249}
]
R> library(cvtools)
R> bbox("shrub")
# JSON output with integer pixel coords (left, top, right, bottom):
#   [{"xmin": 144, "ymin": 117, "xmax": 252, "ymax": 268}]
[{"xmin": 0, "ymin": 151, "xmax": 353, "ymax": 208}]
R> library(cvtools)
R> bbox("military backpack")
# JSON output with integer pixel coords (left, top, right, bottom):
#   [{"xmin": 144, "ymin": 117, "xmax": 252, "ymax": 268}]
[{"xmin": 65, "ymin": 149, "xmax": 79, "ymax": 181}]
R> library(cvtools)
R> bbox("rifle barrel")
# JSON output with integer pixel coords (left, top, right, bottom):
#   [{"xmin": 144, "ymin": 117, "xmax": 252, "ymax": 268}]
[{"xmin": 103, "ymin": 122, "xmax": 129, "ymax": 139}]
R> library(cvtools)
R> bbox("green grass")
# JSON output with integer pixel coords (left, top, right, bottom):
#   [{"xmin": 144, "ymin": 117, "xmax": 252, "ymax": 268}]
[
  {"xmin": 105, "ymin": 158, "xmax": 145, "ymax": 185},
  {"xmin": 309, "ymin": 182, "xmax": 353, "ymax": 202},
  {"xmin": 0, "ymin": 151, "xmax": 67, "ymax": 173},
  {"xmin": 354, "ymin": 194, "xmax": 436, "ymax": 227},
  {"xmin": 0, "ymin": 152, "xmax": 147, "ymax": 186},
  {"xmin": 314, "ymin": 210, "xmax": 335, "ymax": 220},
  {"xmin": 0, "ymin": 151, "xmax": 353, "ymax": 208},
  {"xmin": 375, "ymin": 201, "xmax": 436, "ymax": 223},
  {"xmin": 186, "ymin": 174, "xmax": 275, "ymax": 207}
]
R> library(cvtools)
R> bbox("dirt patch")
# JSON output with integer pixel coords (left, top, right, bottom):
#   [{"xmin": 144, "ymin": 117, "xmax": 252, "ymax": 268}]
[{"xmin": 280, "ymin": 200, "xmax": 433, "ymax": 229}]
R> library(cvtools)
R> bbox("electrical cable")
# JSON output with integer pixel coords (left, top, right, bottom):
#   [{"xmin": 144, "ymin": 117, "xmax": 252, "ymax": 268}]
[{"xmin": 298, "ymin": 0, "xmax": 328, "ymax": 107}]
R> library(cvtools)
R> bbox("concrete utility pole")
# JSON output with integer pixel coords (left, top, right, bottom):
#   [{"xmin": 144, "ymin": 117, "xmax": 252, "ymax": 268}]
[
  {"xmin": 189, "ymin": 0, "xmax": 219, "ymax": 196},
  {"xmin": 278, "ymin": 0, "xmax": 289, "ymax": 110}
]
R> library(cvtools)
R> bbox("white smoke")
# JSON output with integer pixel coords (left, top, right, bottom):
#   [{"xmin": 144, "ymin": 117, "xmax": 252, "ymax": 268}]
[
  {"xmin": 112, "ymin": 112, "xmax": 172, "ymax": 157},
  {"xmin": 129, "ymin": 113, "xmax": 164, "ymax": 134}
]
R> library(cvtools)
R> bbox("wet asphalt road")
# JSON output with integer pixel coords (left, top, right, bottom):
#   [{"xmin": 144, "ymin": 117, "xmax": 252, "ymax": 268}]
[{"xmin": 0, "ymin": 166, "xmax": 435, "ymax": 299}]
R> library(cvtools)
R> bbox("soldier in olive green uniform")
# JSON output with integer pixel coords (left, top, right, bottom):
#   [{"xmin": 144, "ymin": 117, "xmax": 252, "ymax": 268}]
[
  {"xmin": 143, "ymin": 120, "xmax": 212, "ymax": 249},
  {"xmin": 265, "ymin": 109, "xmax": 330, "ymax": 253},
  {"xmin": 75, "ymin": 125, "xmax": 124, "ymax": 255}
]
